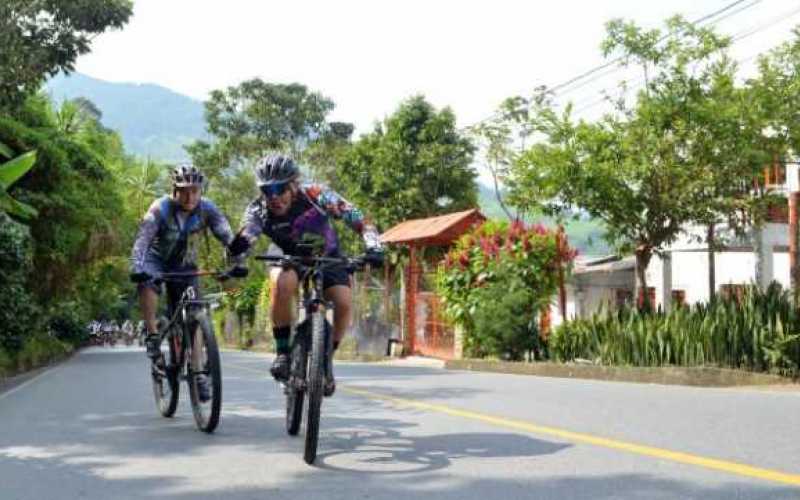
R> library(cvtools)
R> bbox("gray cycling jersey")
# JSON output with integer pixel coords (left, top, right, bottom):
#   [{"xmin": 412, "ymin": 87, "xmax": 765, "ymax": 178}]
[{"xmin": 130, "ymin": 196, "xmax": 234, "ymax": 273}]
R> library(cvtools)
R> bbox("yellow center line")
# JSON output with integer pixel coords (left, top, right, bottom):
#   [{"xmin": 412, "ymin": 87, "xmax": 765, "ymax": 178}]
[{"xmin": 226, "ymin": 362, "xmax": 800, "ymax": 487}]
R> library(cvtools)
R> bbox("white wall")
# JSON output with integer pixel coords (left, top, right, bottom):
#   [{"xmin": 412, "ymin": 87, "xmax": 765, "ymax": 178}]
[{"xmin": 646, "ymin": 223, "xmax": 791, "ymax": 309}]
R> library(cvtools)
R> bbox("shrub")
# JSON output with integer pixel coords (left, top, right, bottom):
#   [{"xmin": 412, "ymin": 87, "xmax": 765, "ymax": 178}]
[
  {"xmin": 15, "ymin": 334, "xmax": 72, "ymax": 372},
  {"xmin": 47, "ymin": 300, "xmax": 89, "ymax": 346},
  {"xmin": 0, "ymin": 212, "xmax": 39, "ymax": 353},
  {"xmin": 549, "ymin": 283, "xmax": 800, "ymax": 376},
  {"xmin": 437, "ymin": 220, "xmax": 575, "ymax": 360},
  {"xmin": 0, "ymin": 348, "xmax": 13, "ymax": 378}
]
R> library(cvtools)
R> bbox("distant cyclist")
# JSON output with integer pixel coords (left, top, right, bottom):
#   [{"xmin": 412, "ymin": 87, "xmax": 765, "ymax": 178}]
[{"xmin": 228, "ymin": 154, "xmax": 383, "ymax": 395}]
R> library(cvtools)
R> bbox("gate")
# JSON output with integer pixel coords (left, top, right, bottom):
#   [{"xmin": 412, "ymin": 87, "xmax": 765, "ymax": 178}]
[{"xmin": 414, "ymin": 290, "xmax": 456, "ymax": 359}]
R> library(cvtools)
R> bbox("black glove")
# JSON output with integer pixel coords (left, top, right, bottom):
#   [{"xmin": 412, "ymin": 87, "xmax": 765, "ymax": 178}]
[
  {"xmin": 228, "ymin": 234, "xmax": 249, "ymax": 257},
  {"xmin": 130, "ymin": 270, "xmax": 152, "ymax": 283},
  {"xmin": 364, "ymin": 249, "xmax": 384, "ymax": 268},
  {"xmin": 228, "ymin": 265, "xmax": 249, "ymax": 279}
]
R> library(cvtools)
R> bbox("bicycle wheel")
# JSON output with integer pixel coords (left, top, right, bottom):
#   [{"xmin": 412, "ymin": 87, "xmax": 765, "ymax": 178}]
[
  {"xmin": 286, "ymin": 325, "xmax": 308, "ymax": 436},
  {"xmin": 304, "ymin": 311, "xmax": 327, "ymax": 464},
  {"xmin": 187, "ymin": 312, "xmax": 222, "ymax": 433},
  {"xmin": 151, "ymin": 324, "xmax": 179, "ymax": 418}
]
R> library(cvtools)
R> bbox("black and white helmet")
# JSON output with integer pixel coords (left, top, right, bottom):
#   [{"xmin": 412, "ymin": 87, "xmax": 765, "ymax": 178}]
[
  {"xmin": 254, "ymin": 154, "xmax": 299, "ymax": 187},
  {"xmin": 171, "ymin": 163, "xmax": 205, "ymax": 188}
]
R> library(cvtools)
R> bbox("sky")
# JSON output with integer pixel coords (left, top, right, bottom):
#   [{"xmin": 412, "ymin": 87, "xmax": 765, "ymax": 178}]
[{"xmin": 75, "ymin": 0, "xmax": 800, "ymax": 149}]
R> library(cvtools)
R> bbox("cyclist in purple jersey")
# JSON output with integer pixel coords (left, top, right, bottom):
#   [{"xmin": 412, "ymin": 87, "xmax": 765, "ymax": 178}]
[{"xmin": 229, "ymin": 154, "xmax": 383, "ymax": 395}]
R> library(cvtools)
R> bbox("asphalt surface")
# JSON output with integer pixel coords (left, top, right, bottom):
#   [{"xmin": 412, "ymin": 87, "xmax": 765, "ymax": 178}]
[{"xmin": 1, "ymin": 347, "xmax": 799, "ymax": 500}]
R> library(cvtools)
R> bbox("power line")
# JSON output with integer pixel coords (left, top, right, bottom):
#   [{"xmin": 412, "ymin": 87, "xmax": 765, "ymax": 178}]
[
  {"xmin": 550, "ymin": 0, "xmax": 763, "ymax": 103},
  {"xmin": 570, "ymin": 4, "xmax": 800, "ymax": 119},
  {"xmin": 549, "ymin": 0, "xmax": 761, "ymax": 96},
  {"xmin": 462, "ymin": 0, "xmax": 761, "ymax": 132}
]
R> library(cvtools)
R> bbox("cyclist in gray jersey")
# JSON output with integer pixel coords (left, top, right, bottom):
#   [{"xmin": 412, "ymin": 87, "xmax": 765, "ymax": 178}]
[{"xmin": 130, "ymin": 164, "xmax": 246, "ymax": 364}]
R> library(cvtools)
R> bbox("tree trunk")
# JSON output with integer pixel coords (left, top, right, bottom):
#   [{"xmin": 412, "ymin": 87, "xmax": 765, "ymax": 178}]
[
  {"xmin": 707, "ymin": 223, "xmax": 716, "ymax": 303},
  {"xmin": 635, "ymin": 247, "xmax": 653, "ymax": 312}
]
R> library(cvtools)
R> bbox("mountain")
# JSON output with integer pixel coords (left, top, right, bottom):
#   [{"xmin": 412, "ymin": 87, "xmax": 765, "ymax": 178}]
[{"xmin": 45, "ymin": 72, "xmax": 207, "ymax": 162}]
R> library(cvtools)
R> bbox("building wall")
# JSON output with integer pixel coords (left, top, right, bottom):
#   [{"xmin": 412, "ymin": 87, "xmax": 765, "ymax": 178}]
[{"xmin": 646, "ymin": 223, "xmax": 790, "ymax": 309}]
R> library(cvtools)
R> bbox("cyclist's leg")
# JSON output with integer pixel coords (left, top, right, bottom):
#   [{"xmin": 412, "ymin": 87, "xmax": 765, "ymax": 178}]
[
  {"xmin": 269, "ymin": 267, "xmax": 298, "ymax": 379},
  {"xmin": 322, "ymin": 266, "xmax": 353, "ymax": 349},
  {"xmin": 271, "ymin": 266, "xmax": 298, "ymax": 328},
  {"xmin": 321, "ymin": 269, "xmax": 352, "ymax": 396},
  {"xmin": 324, "ymin": 285, "xmax": 352, "ymax": 348}
]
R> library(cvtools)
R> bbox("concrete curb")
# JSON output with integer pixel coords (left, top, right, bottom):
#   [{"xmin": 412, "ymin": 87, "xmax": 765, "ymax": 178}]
[
  {"xmin": 219, "ymin": 344, "xmax": 390, "ymax": 363},
  {"xmin": 445, "ymin": 359, "xmax": 797, "ymax": 387}
]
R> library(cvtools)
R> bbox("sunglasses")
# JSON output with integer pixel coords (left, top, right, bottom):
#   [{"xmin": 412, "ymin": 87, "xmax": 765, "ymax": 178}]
[{"xmin": 260, "ymin": 182, "xmax": 289, "ymax": 199}]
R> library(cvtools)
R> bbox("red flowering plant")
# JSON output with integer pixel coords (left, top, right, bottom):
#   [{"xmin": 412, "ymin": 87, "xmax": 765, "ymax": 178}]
[{"xmin": 437, "ymin": 219, "xmax": 576, "ymax": 360}]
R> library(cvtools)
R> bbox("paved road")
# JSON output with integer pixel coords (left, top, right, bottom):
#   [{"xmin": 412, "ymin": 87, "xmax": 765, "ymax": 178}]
[{"xmin": 1, "ymin": 347, "xmax": 799, "ymax": 499}]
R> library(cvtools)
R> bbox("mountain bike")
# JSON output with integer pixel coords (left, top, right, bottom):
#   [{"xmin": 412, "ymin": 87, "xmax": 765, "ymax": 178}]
[
  {"xmin": 256, "ymin": 253, "xmax": 367, "ymax": 464},
  {"xmin": 150, "ymin": 270, "xmax": 232, "ymax": 433}
]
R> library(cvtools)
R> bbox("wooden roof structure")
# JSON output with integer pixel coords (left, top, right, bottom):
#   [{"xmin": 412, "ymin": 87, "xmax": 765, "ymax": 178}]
[
  {"xmin": 379, "ymin": 208, "xmax": 485, "ymax": 357},
  {"xmin": 380, "ymin": 208, "xmax": 486, "ymax": 247}
]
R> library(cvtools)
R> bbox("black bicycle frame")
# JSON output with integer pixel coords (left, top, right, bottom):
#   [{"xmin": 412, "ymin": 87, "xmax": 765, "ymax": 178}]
[{"xmin": 156, "ymin": 275, "xmax": 219, "ymax": 377}]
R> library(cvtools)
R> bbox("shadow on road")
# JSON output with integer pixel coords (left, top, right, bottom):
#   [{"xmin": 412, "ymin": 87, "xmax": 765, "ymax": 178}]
[{"xmin": 1, "ymin": 350, "xmax": 798, "ymax": 499}]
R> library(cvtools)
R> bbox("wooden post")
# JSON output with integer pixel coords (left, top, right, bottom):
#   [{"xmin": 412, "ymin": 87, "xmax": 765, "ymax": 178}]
[
  {"xmin": 383, "ymin": 262, "xmax": 391, "ymax": 331},
  {"xmin": 405, "ymin": 245, "xmax": 419, "ymax": 355}
]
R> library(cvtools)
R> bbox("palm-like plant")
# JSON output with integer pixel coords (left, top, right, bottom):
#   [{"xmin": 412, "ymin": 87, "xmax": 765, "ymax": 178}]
[{"xmin": 0, "ymin": 142, "xmax": 37, "ymax": 220}]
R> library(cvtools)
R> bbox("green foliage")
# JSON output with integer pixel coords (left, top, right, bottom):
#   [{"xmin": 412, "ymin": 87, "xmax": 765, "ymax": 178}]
[
  {"xmin": 337, "ymin": 95, "xmax": 478, "ymax": 231},
  {"xmin": 0, "ymin": 0, "xmax": 133, "ymax": 109},
  {"xmin": 0, "ymin": 212, "xmax": 40, "ymax": 352},
  {"xmin": 750, "ymin": 27, "xmax": 800, "ymax": 159},
  {"xmin": 220, "ymin": 277, "xmax": 265, "ymax": 349},
  {"xmin": 46, "ymin": 301, "xmax": 89, "ymax": 345},
  {"xmin": 189, "ymin": 79, "xmax": 335, "ymax": 167},
  {"xmin": 253, "ymin": 276, "xmax": 273, "ymax": 342},
  {"xmin": 15, "ymin": 334, "xmax": 73, "ymax": 372},
  {"xmin": 437, "ymin": 220, "xmax": 575, "ymax": 360},
  {"xmin": 0, "ymin": 96, "xmax": 127, "ymax": 301},
  {"xmin": 503, "ymin": 16, "xmax": 768, "ymax": 307},
  {"xmin": 0, "ymin": 150, "xmax": 38, "ymax": 219},
  {"xmin": 0, "ymin": 348, "xmax": 13, "ymax": 378},
  {"xmin": 549, "ymin": 284, "xmax": 800, "ymax": 376}
]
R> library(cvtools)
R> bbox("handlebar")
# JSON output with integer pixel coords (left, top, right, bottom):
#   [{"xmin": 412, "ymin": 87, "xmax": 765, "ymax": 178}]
[
  {"xmin": 156, "ymin": 269, "xmax": 241, "ymax": 282},
  {"xmin": 255, "ymin": 254, "xmax": 368, "ymax": 273}
]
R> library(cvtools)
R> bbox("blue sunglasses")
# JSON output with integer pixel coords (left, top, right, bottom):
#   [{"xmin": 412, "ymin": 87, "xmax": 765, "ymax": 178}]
[{"xmin": 260, "ymin": 182, "xmax": 289, "ymax": 198}]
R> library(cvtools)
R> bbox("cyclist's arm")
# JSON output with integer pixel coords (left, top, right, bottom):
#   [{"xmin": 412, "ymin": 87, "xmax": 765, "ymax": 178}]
[
  {"xmin": 202, "ymin": 199, "xmax": 236, "ymax": 246},
  {"xmin": 302, "ymin": 184, "xmax": 383, "ymax": 251},
  {"xmin": 130, "ymin": 199, "xmax": 162, "ymax": 272},
  {"xmin": 228, "ymin": 199, "xmax": 265, "ymax": 257}
]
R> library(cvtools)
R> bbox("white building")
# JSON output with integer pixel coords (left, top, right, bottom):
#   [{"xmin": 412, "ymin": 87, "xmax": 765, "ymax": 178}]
[{"xmin": 550, "ymin": 163, "xmax": 797, "ymax": 324}]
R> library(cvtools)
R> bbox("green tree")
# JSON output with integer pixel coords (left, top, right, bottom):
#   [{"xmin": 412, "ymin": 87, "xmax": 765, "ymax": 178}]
[
  {"xmin": 0, "ymin": 95, "xmax": 127, "ymax": 303},
  {"xmin": 187, "ymin": 79, "xmax": 335, "ymax": 171},
  {"xmin": 0, "ymin": 0, "xmax": 133, "ymax": 108},
  {"xmin": 506, "ymin": 16, "xmax": 766, "ymax": 308},
  {"xmin": 336, "ymin": 95, "xmax": 478, "ymax": 231}
]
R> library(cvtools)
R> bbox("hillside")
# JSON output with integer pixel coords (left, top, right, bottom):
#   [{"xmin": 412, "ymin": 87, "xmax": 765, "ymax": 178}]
[
  {"xmin": 46, "ymin": 72, "xmax": 207, "ymax": 161},
  {"xmin": 477, "ymin": 183, "xmax": 610, "ymax": 256}
]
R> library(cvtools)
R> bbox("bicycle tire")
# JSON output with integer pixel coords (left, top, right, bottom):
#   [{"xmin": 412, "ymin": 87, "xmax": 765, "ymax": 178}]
[
  {"xmin": 304, "ymin": 311, "xmax": 326, "ymax": 464},
  {"xmin": 286, "ymin": 325, "xmax": 308, "ymax": 436},
  {"xmin": 187, "ymin": 312, "xmax": 222, "ymax": 433},
  {"xmin": 151, "ymin": 322, "xmax": 179, "ymax": 418}
]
